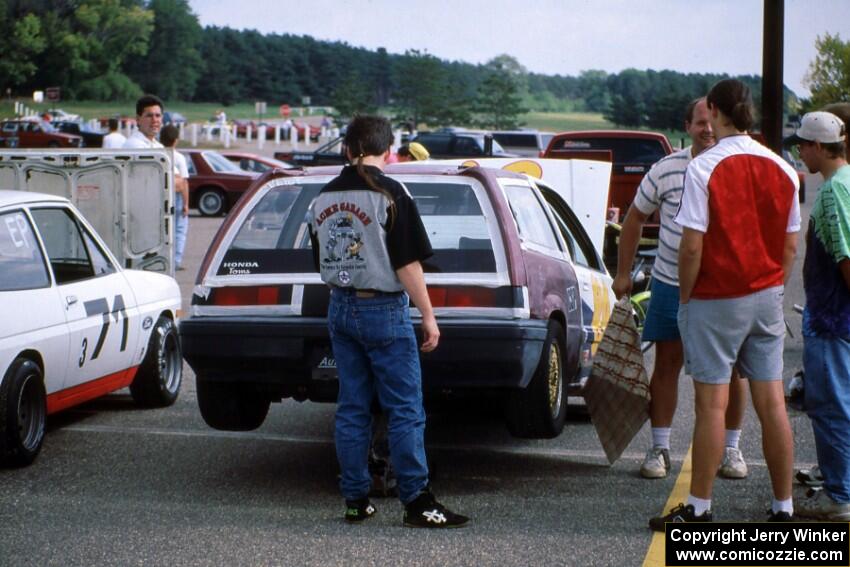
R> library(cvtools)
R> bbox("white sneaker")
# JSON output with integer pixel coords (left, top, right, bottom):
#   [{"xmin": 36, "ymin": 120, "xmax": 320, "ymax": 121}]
[
  {"xmin": 796, "ymin": 489, "xmax": 850, "ymax": 521},
  {"xmin": 718, "ymin": 447, "xmax": 748, "ymax": 479},
  {"xmin": 640, "ymin": 447, "xmax": 670, "ymax": 479}
]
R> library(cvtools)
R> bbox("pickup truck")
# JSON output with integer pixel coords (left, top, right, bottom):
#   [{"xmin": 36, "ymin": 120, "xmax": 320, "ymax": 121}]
[{"xmin": 543, "ymin": 130, "xmax": 673, "ymax": 270}]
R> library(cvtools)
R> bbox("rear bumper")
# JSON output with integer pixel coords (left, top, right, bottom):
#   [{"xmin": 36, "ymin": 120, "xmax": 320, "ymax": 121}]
[{"xmin": 180, "ymin": 316, "xmax": 548, "ymax": 399}]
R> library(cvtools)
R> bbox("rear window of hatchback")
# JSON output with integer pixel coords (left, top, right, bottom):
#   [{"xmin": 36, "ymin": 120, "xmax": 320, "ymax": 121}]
[{"xmin": 215, "ymin": 177, "xmax": 503, "ymax": 277}]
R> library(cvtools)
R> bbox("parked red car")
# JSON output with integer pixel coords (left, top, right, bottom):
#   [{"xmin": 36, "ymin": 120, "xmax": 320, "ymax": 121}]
[
  {"xmin": 0, "ymin": 120, "xmax": 82, "ymax": 148},
  {"xmin": 219, "ymin": 151, "xmax": 295, "ymax": 173},
  {"xmin": 179, "ymin": 149, "xmax": 260, "ymax": 216}
]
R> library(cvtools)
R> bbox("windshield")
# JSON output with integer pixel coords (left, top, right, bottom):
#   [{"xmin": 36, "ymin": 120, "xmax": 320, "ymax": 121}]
[{"xmin": 203, "ymin": 150, "xmax": 245, "ymax": 173}]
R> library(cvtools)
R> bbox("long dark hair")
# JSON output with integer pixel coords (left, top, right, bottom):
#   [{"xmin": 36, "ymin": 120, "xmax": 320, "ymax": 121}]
[
  {"xmin": 707, "ymin": 79, "xmax": 755, "ymax": 132},
  {"xmin": 344, "ymin": 115, "xmax": 397, "ymax": 226}
]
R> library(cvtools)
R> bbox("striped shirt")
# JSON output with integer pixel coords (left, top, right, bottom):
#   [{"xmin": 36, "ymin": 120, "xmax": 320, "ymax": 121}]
[{"xmin": 632, "ymin": 146, "xmax": 692, "ymax": 286}]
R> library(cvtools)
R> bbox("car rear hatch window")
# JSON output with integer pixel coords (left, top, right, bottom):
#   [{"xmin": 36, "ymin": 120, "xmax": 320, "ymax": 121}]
[
  {"xmin": 194, "ymin": 175, "xmax": 514, "ymax": 318},
  {"xmin": 552, "ymin": 137, "xmax": 666, "ymax": 173}
]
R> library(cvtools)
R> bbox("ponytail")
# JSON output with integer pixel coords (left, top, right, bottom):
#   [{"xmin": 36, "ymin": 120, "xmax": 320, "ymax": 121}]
[{"xmin": 707, "ymin": 79, "xmax": 755, "ymax": 132}]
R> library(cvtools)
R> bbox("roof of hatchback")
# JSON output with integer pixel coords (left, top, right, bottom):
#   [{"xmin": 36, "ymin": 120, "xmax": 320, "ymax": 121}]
[
  {"xmin": 0, "ymin": 190, "xmax": 68, "ymax": 208},
  {"xmin": 286, "ymin": 163, "xmax": 529, "ymax": 180}
]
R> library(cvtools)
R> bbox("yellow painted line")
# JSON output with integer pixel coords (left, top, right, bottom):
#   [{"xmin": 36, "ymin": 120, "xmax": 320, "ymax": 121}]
[{"xmin": 642, "ymin": 446, "xmax": 693, "ymax": 567}]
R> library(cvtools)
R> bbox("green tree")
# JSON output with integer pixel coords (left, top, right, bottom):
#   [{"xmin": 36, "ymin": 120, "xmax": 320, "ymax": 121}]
[
  {"xmin": 393, "ymin": 50, "xmax": 457, "ymax": 128},
  {"xmin": 0, "ymin": 2, "xmax": 46, "ymax": 92},
  {"xmin": 126, "ymin": 0, "xmax": 203, "ymax": 101},
  {"xmin": 805, "ymin": 32, "xmax": 850, "ymax": 106},
  {"xmin": 472, "ymin": 57, "xmax": 527, "ymax": 130},
  {"xmin": 329, "ymin": 71, "xmax": 376, "ymax": 123},
  {"xmin": 29, "ymin": 0, "xmax": 153, "ymax": 100}
]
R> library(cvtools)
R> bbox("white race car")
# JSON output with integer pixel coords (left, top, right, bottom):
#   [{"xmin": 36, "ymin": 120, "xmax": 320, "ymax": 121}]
[{"xmin": 0, "ymin": 191, "xmax": 182, "ymax": 466}]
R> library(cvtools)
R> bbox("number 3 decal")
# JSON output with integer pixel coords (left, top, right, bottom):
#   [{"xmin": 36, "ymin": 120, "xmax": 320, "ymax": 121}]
[{"xmin": 78, "ymin": 338, "xmax": 88, "ymax": 368}]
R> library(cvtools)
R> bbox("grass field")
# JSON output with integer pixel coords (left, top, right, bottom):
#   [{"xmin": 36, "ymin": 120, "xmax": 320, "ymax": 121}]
[{"xmin": 0, "ymin": 99, "xmax": 687, "ymax": 144}]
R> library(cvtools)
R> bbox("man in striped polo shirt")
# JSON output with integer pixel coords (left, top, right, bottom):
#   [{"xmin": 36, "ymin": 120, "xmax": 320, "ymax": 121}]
[{"xmin": 614, "ymin": 98, "xmax": 749, "ymax": 480}]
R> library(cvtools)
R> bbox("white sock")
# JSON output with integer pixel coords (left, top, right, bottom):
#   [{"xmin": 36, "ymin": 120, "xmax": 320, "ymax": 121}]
[
  {"xmin": 725, "ymin": 429, "xmax": 741, "ymax": 449},
  {"xmin": 687, "ymin": 495, "xmax": 712, "ymax": 516},
  {"xmin": 772, "ymin": 497, "xmax": 793, "ymax": 515},
  {"xmin": 652, "ymin": 427, "xmax": 671, "ymax": 450}
]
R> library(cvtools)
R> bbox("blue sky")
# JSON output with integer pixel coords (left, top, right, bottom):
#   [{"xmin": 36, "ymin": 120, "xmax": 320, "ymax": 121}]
[{"xmin": 188, "ymin": 0, "xmax": 849, "ymax": 97}]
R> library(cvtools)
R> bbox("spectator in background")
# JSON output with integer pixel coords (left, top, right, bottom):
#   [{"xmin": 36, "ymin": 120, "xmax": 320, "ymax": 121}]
[
  {"xmin": 649, "ymin": 79, "xmax": 800, "ymax": 529},
  {"xmin": 102, "ymin": 118, "xmax": 126, "ymax": 149},
  {"xmin": 613, "ymin": 98, "xmax": 749, "ymax": 481},
  {"xmin": 396, "ymin": 142, "xmax": 430, "ymax": 162},
  {"xmin": 124, "ymin": 95, "xmax": 164, "ymax": 149},
  {"xmin": 785, "ymin": 111, "xmax": 850, "ymax": 521},
  {"xmin": 821, "ymin": 103, "xmax": 850, "ymax": 161},
  {"xmin": 160, "ymin": 125, "xmax": 190, "ymax": 271}
]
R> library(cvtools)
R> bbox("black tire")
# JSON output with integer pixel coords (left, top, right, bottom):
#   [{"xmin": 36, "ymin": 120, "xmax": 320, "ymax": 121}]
[
  {"xmin": 0, "ymin": 358, "xmax": 46, "ymax": 467},
  {"xmin": 130, "ymin": 317, "xmax": 182, "ymax": 407},
  {"xmin": 196, "ymin": 378, "xmax": 270, "ymax": 431},
  {"xmin": 506, "ymin": 320, "xmax": 567, "ymax": 439},
  {"xmin": 197, "ymin": 187, "xmax": 226, "ymax": 216}
]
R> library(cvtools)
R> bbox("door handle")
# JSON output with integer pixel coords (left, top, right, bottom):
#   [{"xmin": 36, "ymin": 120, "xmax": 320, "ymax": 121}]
[{"xmin": 66, "ymin": 295, "xmax": 78, "ymax": 307}]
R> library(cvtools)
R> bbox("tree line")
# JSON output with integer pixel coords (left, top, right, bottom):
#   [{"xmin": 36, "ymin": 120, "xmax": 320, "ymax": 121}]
[{"xmin": 2, "ymin": 0, "xmax": 828, "ymax": 131}]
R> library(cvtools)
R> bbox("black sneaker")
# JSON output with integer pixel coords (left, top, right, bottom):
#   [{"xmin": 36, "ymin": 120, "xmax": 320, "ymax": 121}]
[
  {"xmin": 403, "ymin": 490, "xmax": 469, "ymax": 529},
  {"xmin": 344, "ymin": 498, "xmax": 377, "ymax": 523},
  {"xmin": 649, "ymin": 503, "xmax": 712, "ymax": 532},
  {"xmin": 767, "ymin": 509, "xmax": 794, "ymax": 522}
]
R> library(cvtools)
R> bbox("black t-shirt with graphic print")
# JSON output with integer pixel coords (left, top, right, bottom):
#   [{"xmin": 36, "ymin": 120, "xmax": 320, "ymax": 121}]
[{"xmin": 309, "ymin": 165, "xmax": 432, "ymax": 289}]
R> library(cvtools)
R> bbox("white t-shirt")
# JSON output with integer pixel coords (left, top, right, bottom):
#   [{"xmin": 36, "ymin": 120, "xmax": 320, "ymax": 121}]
[
  {"xmin": 102, "ymin": 132, "xmax": 127, "ymax": 149},
  {"xmin": 172, "ymin": 149, "xmax": 189, "ymax": 178},
  {"xmin": 123, "ymin": 130, "xmax": 163, "ymax": 149}
]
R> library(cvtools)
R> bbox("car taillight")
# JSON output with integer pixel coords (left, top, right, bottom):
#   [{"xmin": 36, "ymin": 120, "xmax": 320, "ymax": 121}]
[
  {"xmin": 426, "ymin": 286, "xmax": 520, "ymax": 308},
  {"xmin": 211, "ymin": 286, "xmax": 280, "ymax": 305}
]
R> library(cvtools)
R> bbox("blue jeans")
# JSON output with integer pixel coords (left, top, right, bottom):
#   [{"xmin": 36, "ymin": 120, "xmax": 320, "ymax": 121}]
[
  {"xmin": 328, "ymin": 288, "xmax": 429, "ymax": 504},
  {"xmin": 174, "ymin": 193, "xmax": 188, "ymax": 266},
  {"xmin": 804, "ymin": 334, "xmax": 850, "ymax": 503}
]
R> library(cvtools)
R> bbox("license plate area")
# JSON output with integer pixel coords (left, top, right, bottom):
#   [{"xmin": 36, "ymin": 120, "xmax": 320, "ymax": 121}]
[{"xmin": 312, "ymin": 348, "xmax": 337, "ymax": 381}]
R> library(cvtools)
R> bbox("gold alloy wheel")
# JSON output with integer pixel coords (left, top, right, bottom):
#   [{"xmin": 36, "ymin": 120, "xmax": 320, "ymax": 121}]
[{"xmin": 547, "ymin": 342, "xmax": 562, "ymax": 418}]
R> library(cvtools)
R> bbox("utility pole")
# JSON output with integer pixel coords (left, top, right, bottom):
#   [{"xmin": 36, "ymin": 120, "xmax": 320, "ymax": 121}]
[{"xmin": 762, "ymin": 0, "xmax": 784, "ymax": 153}]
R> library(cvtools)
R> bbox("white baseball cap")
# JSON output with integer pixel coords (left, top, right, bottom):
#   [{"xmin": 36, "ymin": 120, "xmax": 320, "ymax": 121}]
[{"xmin": 784, "ymin": 111, "xmax": 846, "ymax": 146}]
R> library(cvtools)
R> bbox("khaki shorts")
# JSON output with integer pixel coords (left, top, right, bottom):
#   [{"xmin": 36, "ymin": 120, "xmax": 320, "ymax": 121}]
[{"xmin": 678, "ymin": 286, "xmax": 785, "ymax": 384}]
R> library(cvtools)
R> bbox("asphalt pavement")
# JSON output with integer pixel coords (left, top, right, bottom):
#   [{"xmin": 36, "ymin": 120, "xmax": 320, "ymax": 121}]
[{"xmin": 0, "ymin": 174, "xmax": 821, "ymax": 567}]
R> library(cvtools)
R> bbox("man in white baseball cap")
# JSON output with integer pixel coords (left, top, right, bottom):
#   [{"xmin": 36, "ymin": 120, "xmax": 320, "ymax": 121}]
[{"xmin": 785, "ymin": 110, "xmax": 850, "ymax": 521}]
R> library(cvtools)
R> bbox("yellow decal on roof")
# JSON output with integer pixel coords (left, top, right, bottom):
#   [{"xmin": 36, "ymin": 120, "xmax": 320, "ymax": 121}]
[{"xmin": 502, "ymin": 160, "xmax": 543, "ymax": 179}]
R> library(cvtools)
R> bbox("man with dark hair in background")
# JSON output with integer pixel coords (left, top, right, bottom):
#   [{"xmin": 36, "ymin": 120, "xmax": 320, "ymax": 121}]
[
  {"xmin": 124, "ymin": 94, "xmax": 165, "ymax": 149},
  {"xmin": 102, "ymin": 117, "xmax": 126, "ymax": 148}
]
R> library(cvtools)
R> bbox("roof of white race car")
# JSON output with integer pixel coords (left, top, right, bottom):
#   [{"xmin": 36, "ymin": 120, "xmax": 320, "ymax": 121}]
[{"xmin": 0, "ymin": 190, "xmax": 69, "ymax": 209}]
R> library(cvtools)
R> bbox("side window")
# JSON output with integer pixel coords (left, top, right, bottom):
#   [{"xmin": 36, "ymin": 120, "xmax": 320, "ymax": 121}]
[
  {"xmin": 503, "ymin": 185, "xmax": 561, "ymax": 251},
  {"xmin": 30, "ymin": 208, "xmax": 98, "ymax": 284},
  {"xmin": 0, "ymin": 210, "xmax": 50, "ymax": 291},
  {"xmin": 416, "ymin": 135, "xmax": 450, "ymax": 154},
  {"xmin": 540, "ymin": 188, "xmax": 601, "ymax": 270},
  {"xmin": 454, "ymin": 136, "xmax": 483, "ymax": 155},
  {"xmin": 80, "ymin": 225, "xmax": 116, "ymax": 276}
]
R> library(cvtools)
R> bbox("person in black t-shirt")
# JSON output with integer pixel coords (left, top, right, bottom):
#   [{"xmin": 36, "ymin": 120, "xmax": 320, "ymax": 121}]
[{"xmin": 308, "ymin": 116, "xmax": 468, "ymax": 528}]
